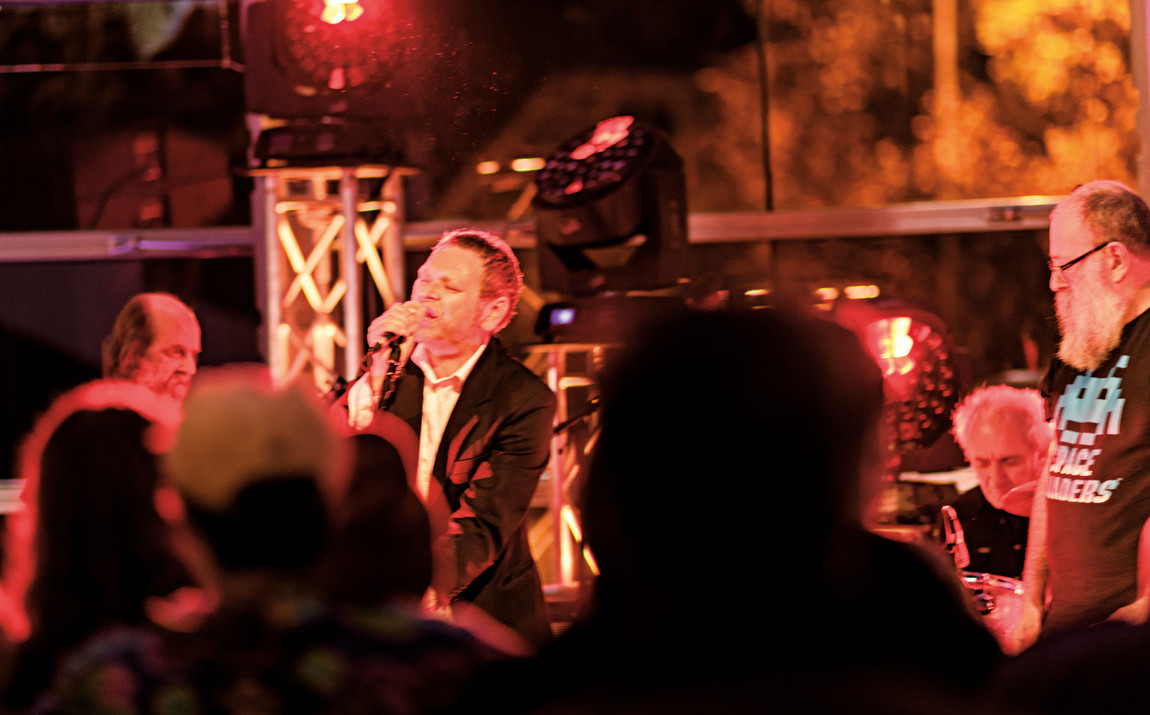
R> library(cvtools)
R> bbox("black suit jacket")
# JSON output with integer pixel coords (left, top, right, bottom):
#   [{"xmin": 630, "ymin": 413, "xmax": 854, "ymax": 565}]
[{"xmin": 386, "ymin": 338, "xmax": 556, "ymax": 646}]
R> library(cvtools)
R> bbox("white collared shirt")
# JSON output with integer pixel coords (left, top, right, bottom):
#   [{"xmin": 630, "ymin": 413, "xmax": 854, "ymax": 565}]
[
  {"xmin": 346, "ymin": 339, "xmax": 489, "ymax": 501},
  {"xmin": 410, "ymin": 340, "xmax": 488, "ymax": 501}
]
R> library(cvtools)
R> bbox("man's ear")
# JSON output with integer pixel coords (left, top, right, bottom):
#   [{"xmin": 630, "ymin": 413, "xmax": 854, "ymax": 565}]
[
  {"xmin": 1108, "ymin": 240, "xmax": 1132, "ymax": 282},
  {"xmin": 479, "ymin": 296, "xmax": 511, "ymax": 333}
]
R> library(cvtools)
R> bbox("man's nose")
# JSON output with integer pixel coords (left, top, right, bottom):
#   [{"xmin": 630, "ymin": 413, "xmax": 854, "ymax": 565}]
[{"xmin": 1049, "ymin": 269, "xmax": 1068, "ymax": 292}]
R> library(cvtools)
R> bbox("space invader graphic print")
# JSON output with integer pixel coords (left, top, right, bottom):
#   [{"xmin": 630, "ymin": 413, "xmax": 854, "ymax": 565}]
[{"xmin": 1048, "ymin": 355, "xmax": 1128, "ymax": 503}]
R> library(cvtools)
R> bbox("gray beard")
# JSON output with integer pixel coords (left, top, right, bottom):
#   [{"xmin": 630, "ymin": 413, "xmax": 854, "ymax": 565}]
[{"xmin": 1055, "ymin": 284, "xmax": 1126, "ymax": 373}]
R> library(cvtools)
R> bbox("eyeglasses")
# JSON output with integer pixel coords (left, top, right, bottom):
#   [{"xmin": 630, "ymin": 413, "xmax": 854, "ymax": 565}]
[{"xmin": 1048, "ymin": 241, "xmax": 1114, "ymax": 274}]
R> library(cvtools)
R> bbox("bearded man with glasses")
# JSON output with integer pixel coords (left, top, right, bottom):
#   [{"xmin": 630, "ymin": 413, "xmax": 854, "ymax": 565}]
[{"xmin": 1010, "ymin": 180, "xmax": 1150, "ymax": 654}]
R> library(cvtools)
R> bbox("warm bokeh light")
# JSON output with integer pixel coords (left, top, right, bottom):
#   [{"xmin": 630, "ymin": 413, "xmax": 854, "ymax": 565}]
[
  {"xmin": 815, "ymin": 287, "xmax": 840, "ymax": 302},
  {"xmin": 869, "ymin": 316, "xmax": 917, "ymax": 378},
  {"xmin": 321, "ymin": 1, "xmax": 365, "ymax": 25},
  {"xmin": 844, "ymin": 284, "xmax": 881, "ymax": 300},
  {"xmin": 510, "ymin": 157, "xmax": 546, "ymax": 172},
  {"xmin": 692, "ymin": 0, "xmax": 1138, "ymax": 210}
]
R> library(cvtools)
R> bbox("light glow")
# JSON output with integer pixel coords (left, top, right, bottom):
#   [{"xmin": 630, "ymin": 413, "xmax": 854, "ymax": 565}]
[
  {"xmin": 583, "ymin": 546, "xmax": 600, "ymax": 576},
  {"xmin": 321, "ymin": 0, "xmax": 365, "ymax": 24},
  {"xmin": 570, "ymin": 115, "xmax": 634, "ymax": 161},
  {"xmin": 868, "ymin": 316, "xmax": 917, "ymax": 378},
  {"xmin": 844, "ymin": 284, "xmax": 880, "ymax": 300},
  {"xmin": 561, "ymin": 504, "xmax": 583, "ymax": 542},
  {"xmin": 476, "ymin": 160, "xmax": 500, "ymax": 175},
  {"xmin": 511, "ymin": 157, "xmax": 546, "ymax": 172},
  {"xmin": 876, "ymin": 317, "xmax": 914, "ymax": 360}
]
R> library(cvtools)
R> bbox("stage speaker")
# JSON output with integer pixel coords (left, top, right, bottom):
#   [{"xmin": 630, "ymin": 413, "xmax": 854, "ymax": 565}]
[{"xmin": 532, "ymin": 116, "xmax": 691, "ymax": 296}]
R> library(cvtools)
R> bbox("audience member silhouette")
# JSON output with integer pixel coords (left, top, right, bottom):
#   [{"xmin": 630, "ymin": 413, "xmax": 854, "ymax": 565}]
[
  {"xmin": 991, "ymin": 616, "xmax": 1150, "ymax": 714},
  {"xmin": 37, "ymin": 366, "xmax": 500, "ymax": 713},
  {"xmin": 0, "ymin": 380, "xmax": 196, "ymax": 712},
  {"xmin": 320, "ymin": 414, "xmax": 430, "ymax": 610},
  {"xmin": 463, "ymin": 308, "xmax": 1003, "ymax": 713}
]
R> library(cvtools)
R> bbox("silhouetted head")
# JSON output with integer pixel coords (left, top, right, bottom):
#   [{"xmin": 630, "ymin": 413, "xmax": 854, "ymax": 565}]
[
  {"xmin": 321, "ymin": 429, "xmax": 431, "ymax": 606},
  {"xmin": 162, "ymin": 365, "xmax": 347, "ymax": 575},
  {"xmin": 8, "ymin": 380, "xmax": 184, "ymax": 649},
  {"xmin": 582, "ymin": 308, "xmax": 885, "ymax": 607}
]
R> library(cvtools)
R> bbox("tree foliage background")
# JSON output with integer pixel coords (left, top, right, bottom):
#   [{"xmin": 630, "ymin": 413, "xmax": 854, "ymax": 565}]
[{"xmin": 690, "ymin": 0, "xmax": 1139, "ymax": 211}]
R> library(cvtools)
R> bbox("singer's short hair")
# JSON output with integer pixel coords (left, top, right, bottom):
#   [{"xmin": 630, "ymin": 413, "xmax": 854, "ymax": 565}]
[{"xmin": 433, "ymin": 228, "xmax": 523, "ymax": 333}]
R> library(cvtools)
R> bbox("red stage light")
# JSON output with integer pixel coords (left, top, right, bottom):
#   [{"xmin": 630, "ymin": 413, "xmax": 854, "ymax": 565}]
[
  {"xmin": 834, "ymin": 299, "xmax": 960, "ymax": 453},
  {"xmin": 865, "ymin": 315, "xmax": 919, "ymax": 399},
  {"xmin": 273, "ymin": 0, "xmax": 408, "ymax": 94}
]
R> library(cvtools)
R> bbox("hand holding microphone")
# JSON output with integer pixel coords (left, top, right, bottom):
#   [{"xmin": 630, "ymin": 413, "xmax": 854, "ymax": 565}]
[{"xmin": 366, "ymin": 301, "xmax": 421, "ymax": 375}]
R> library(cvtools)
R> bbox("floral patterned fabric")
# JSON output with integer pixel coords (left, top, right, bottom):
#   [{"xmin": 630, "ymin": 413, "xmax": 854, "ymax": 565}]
[{"xmin": 34, "ymin": 586, "xmax": 501, "ymax": 715}]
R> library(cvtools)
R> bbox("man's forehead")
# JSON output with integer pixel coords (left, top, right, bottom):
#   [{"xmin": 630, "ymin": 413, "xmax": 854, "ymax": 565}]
[
  {"xmin": 423, "ymin": 245, "xmax": 483, "ymax": 279},
  {"xmin": 967, "ymin": 413, "xmax": 1033, "ymax": 449},
  {"xmin": 1049, "ymin": 207, "xmax": 1095, "ymax": 250},
  {"xmin": 150, "ymin": 304, "xmax": 201, "ymax": 346}
]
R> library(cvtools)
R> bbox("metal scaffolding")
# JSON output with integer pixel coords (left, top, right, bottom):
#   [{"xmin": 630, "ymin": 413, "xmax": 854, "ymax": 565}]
[
  {"xmin": 523, "ymin": 342, "xmax": 614, "ymax": 605},
  {"xmin": 253, "ymin": 165, "xmax": 412, "ymax": 391}
]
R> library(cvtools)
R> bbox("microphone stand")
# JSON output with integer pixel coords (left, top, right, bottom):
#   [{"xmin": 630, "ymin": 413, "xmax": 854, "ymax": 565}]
[{"xmin": 554, "ymin": 396, "xmax": 600, "ymax": 434}]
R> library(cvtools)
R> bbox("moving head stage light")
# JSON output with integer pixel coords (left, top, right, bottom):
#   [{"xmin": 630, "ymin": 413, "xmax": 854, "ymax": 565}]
[{"xmin": 533, "ymin": 116, "xmax": 691, "ymax": 296}]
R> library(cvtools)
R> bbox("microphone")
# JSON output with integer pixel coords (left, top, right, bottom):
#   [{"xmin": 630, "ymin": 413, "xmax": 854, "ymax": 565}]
[
  {"xmin": 368, "ymin": 332, "xmax": 407, "ymax": 354},
  {"xmin": 382, "ymin": 331, "xmax": 407, "ymax": 347}
]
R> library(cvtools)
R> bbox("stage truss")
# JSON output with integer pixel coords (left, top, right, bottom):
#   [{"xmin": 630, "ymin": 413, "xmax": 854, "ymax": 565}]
[
  {"xmin": 254, "ymin": 165, "xmax": 412, "ymax": 391},
  {"xmin": 524, "ymin": 342, "xmax": 613, "ymax": 606}
]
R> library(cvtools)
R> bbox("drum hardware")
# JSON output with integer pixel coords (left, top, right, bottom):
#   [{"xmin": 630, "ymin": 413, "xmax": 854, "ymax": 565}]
[
  {"xmin": 941, "ymin": 504, "xmax": 1023, "ymax": 647},
  {"xmin": 960, "ymin": 571, "xmax": 1025, "ymax": 647},
  {"xmin": 968, "ymin": 583, "xmax": 997, "ymax": 616},
  {"xmin": 941, "ymin": 505, "xmax": 970, "ymax": 569}
]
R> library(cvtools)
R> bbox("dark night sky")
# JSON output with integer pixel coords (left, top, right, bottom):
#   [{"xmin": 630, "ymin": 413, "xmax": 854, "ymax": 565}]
[
  {"xmin": 0, "ymin": 0, "xmax": 759, "ymax": 479},
  {"xmin": 0, "ymin": 0, "xmax": 757, "ymax": 230}
]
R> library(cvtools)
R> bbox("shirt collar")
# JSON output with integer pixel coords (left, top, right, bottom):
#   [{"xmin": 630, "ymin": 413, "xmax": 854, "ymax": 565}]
[{"xmin": 412, "ymin": 337, "xmax": 489, "ymax": 387}]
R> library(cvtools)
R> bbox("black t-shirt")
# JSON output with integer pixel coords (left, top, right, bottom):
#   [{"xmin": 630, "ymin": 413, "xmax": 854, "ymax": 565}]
[{"xmin": 1041, "ymin": 309, "xmax": 1150, "ymax": 632}]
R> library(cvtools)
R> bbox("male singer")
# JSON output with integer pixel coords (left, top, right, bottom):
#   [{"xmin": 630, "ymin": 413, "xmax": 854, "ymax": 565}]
[{"xmin": 344, "ymin": 228, "xmax": 556, "ymax": 649}]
